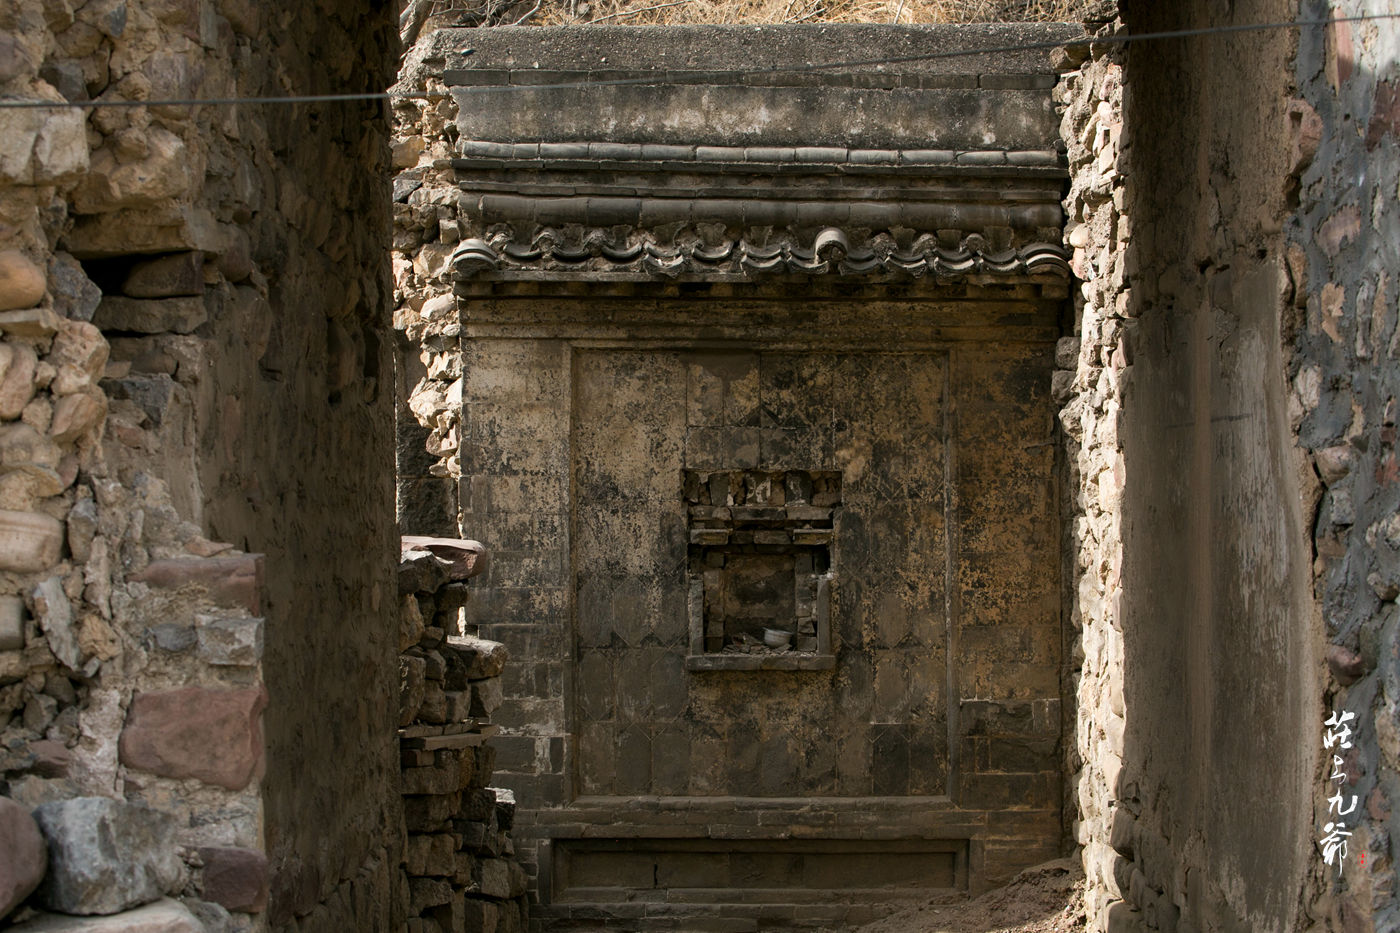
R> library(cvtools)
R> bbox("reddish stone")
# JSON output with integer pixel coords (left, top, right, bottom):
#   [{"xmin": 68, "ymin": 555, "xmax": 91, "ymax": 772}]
[
  {"xmin": 1286, "ymin": 98, "xmax": 1322, "ymax": 176},
  {"xmin": 0, "ymin": 796, "xmax": 46, "ymax": 921},
  {"xmin": 401, "ymin": 536, "xmax": 488, "ymax": 581},
  {"xmin": 1368, "ymin": 80, "xmax": 1400, "ymax": 150},
  {"xmin": 131, "ymin": 555, "xmax": 265, "ymax": 614},
  {"xmin": 1326, "ymin": 644, "xmax": 1366, "ymax": 684},
  {"xmin": 199, "ymin": 846, "xmax": 268, "ymax": 913},
  {"xmin": 27, "ymin": 739, "xmax": 71, "ymax": 777},
  {"xmin": 1318, "ymin": 206, "xmax": 1361, "ymax": 259},
  {"xmin": 1327, "ymin": 16, "xmax": 1355, "ymax": 90},
  {"xmin": 120, "ymin": 686, "xmax": 267, "ymax": 790}
]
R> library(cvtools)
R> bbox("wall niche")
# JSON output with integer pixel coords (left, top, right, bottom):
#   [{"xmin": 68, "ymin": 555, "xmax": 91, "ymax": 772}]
[{"xmin": 684, "ymin": 469, "xmax": 839, "ymax": 670}]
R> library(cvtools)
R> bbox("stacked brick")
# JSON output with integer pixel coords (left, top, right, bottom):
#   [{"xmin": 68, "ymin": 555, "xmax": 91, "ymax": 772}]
[{"xmin": 397, "ymin": 538, "xmax": 530, "ymax": 933}]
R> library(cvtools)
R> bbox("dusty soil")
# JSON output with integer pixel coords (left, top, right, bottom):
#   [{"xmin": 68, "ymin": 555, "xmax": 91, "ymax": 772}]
[{"xmin": 841, "ymin": 858, "xmax": 1086, "ymax": 933}]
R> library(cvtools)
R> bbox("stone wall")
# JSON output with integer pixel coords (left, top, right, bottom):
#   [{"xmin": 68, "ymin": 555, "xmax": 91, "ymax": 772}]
[
  {"xmin": 1051, "ymin": 24, "xmax": 1130, "ymax": 930},
  {"xmin": 391, "ymin": 45, "xmax": 463, "ymax": 539},
  {"xmin": 1, "ymin": 0, "xmax": 399, "ymax": 930},
  {"xmin": 1289, "ymin": 4, "xmax": 1400, "ymax": 930},
  {"xmin": 396, "ymin": 538, "xmax": 531, "ymax": 933},
  {"xmin": 1055, "ymin": 2, "xmax": 1400, "ymax": 930}
]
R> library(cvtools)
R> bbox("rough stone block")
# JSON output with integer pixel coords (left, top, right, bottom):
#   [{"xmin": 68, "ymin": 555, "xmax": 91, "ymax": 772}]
[
  {"xmin": 0, "ymin": 796, "xmax": 46, "ymax": 921},
  {"xmin": 145, "ymin": 624, "xmax": 194, "ymax": 653},
  {"xmin": 444, "ymin": 635, "xmax": 507, "ymax": 683},
  {"xmin": 119, "ymin": 686, "xmax": 267, "ymax": 790},
  {"xmin": 27, "ymin": 740, "xmax": 71, "ymax": 778},
  {"xmin": 469, "ymin": 678, "xmax": 503, "ymax": 717},
  {"xmin": 400, "ymin": 594, "xmax": 426, "ymax": 651},
  {"xmin": 47, "ymin": 254, "xmax": 100, "ymax": 322},
  {"xmin": 0, "ymin": 251, "xmax": 46, "ymax": 312},
  {"xmin": 399, "ymin": 552, "xmax": 449, "ymax": 596},
  {"xmin": 0, "ymin": 594, "xmax": 24, "ymax": 650},
  {"xmin": 121, "ymin": 253, "xmax": 204, "ymax": 299},
  {"xmin": 403, "ymin": 793, "xmax": 458, "ymax": 833},
  {"xmin": 444, "ymin": 690, "xmax": 472, "ymax": 722},
  {"xmin": 406, "ymin": 834, "xmax": 456, "ymax": 877},
  {"xmin": 460, "ymin": 897, "xmax": 498, "ymax": 933},
  {"xmin": 131, "ymin": 555, "xmax": 264, "ymax": 614},
  {"xmin": 400, "ymin": 654, "xmax": 427, "ymax": 726},
  {"xmin": 455, "ymin": 821, "xmax": 503, "ymax": 858},
  {"xmin": 490, "ymin": 788, "xmax": 515, "ymax": 832},
  {"xmin": 474, "ymin": 859, "xmax": 527, "ymax": 900},
  {"xmin": 0, "ymin": 510, "xmax": 63, "ymax": 573},
  {"xmin": 195, "ymin": 615, "xmax": 263, "ymax": 667},
  {"xmin": 402, "ymin": 537, "xmax": 488, "ymax": 581},
  {"xmin": 408, "ymin": 877, "xmax": 453, "ymax": 915},
  {"xmin": 0, "ymin": 308, "xmax": 62, "ymax": 338},
  {"xmin": 428, "ymin": 890, "xmax": 467, "ymax": 933},
  {"xmin": 32, "ymin": 577, "xmax": 79, "ymax": 671},
  {"xmin": 435, "ymin": 584, "xmax": 472, "ymax": 614},
  {"xmin": 92, "ymin": 296, "xmax": 206, "ymax": 335},
  {"xmin": 419, "ymin": 683, "xmax": 448, "ymax": 724},
  {"xmin": 105, "ymin": 376, "xmax": 174, "ymax": 428},
  {"xmin": 0, "ymin": 344, "xmax": 38, "ymax": 420},
  {"xmin": 198, "ymin": 845, "xmax": 268, "ymax": 913},
  {"xmin": 50, "ymin": 319, "xmax": 108, "ymax": 383},
  {"xmin": 401, "ymin": 761, "xmax": 461, "ymax": 796},
  {"xmin": 49, "ymin": 390, "xmax": 107, "ymax": 443},
  {"xmin": 31, "ymin": 798, "xmax": 183, "ymax": 915},
  {"xmin": 6, "ymin": 898, "xmax": 205, "ymax": 932}
]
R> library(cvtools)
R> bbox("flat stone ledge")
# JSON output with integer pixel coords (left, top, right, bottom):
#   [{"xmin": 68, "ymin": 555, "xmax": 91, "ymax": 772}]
[
  {"xmin": 418, "ymin": 24, "xmax": 1085, "ymax": 79},
  {"xmin": 455, "ymin": 141, "xmax": 1064, "ymax": 173},
  {"xmin": 685, "ymin": 653, "xmax": 836, "ymax": 672},
  {"xmin": 7, "ymin": 899, "xmax": 204, "ymax": 932}
]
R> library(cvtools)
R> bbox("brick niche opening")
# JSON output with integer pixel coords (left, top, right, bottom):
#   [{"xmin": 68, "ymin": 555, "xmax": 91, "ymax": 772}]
[{"xmin": 684, "ymin": 470, "xmax": 839, "ymax": 671}]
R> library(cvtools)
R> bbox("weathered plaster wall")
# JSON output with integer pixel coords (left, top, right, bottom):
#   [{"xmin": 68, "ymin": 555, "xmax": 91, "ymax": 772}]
[{"xmin": 1, "ymin": 0, "xmax": 400, "ymax": 930}]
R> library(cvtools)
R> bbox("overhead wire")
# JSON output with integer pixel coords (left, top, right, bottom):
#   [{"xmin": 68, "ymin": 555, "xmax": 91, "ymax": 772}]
[{"xmin": 0, "ymin": 12, "xmax": 1395, "ymax": 110}]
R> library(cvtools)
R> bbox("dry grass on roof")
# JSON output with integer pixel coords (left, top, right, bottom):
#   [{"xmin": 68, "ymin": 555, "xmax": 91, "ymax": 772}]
[{"xmin": 408, "ymin": 0, "xmax": 1106, "ymax": 30}]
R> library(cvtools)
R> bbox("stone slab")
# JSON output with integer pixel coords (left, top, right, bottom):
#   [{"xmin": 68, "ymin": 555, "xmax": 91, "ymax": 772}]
[
  {"xmin": 31, "ymin": 799, "xmax": 182, "ymax": 916},
  {"xmin": 7, "ymin": 898, "xmax": 205, "ymax": 932},
  {"xmin": 92, "ymin": 297, "xmax": 206, "ymax": 335},
  {"xmin": 198, "ymin": 846, "xmax": 267, "ymax": 913},
  {"xmin": 119, "ymin": 686, "xmax": 267, "ymax": 790},
  {"xmin": 130, "ymin": 555, "xmax": 264, "ymax": 614}
]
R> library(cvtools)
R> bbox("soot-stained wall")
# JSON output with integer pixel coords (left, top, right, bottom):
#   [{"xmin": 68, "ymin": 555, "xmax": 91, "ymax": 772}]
[{"xmin": 190, "ymin": 2, "xmax": 401, "ymax": 927}]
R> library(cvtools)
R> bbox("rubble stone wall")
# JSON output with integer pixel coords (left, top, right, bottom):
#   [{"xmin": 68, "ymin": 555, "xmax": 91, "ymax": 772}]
[
  {"xmin": 1056, "ymin": 1, "xmax": 1400, "ymax": 930},
  {"xmin": 1, "ymin": 0, "xmax": 399, "ymax": 930},
  {"xmin": 1290, "ymin": 3, "xmax": 1400, "ymax": 930},
  {"xmin": 391, "ymin": 43, "xmax": 463, "ymax": 539},
  {"xmin": 1052, "ymin": 25, "xmax": 1131, "ymax": 931}
]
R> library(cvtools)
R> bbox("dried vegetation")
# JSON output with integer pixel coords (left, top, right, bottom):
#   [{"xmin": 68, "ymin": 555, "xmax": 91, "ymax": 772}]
[{"xmin": 401, "ymin": 0, "xmax": 1106, "ymax": 36}]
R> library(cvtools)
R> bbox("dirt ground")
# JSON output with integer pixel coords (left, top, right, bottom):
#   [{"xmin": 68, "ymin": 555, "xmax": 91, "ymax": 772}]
[{"xmin": 840, "ymin": 858, "xmax": 1086, "ymax": 933}]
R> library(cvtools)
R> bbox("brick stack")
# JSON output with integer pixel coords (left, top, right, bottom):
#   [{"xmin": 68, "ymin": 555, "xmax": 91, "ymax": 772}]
[{"xmin": 397, "ymin": 538, "xmax": 529, "ymax": 933}]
